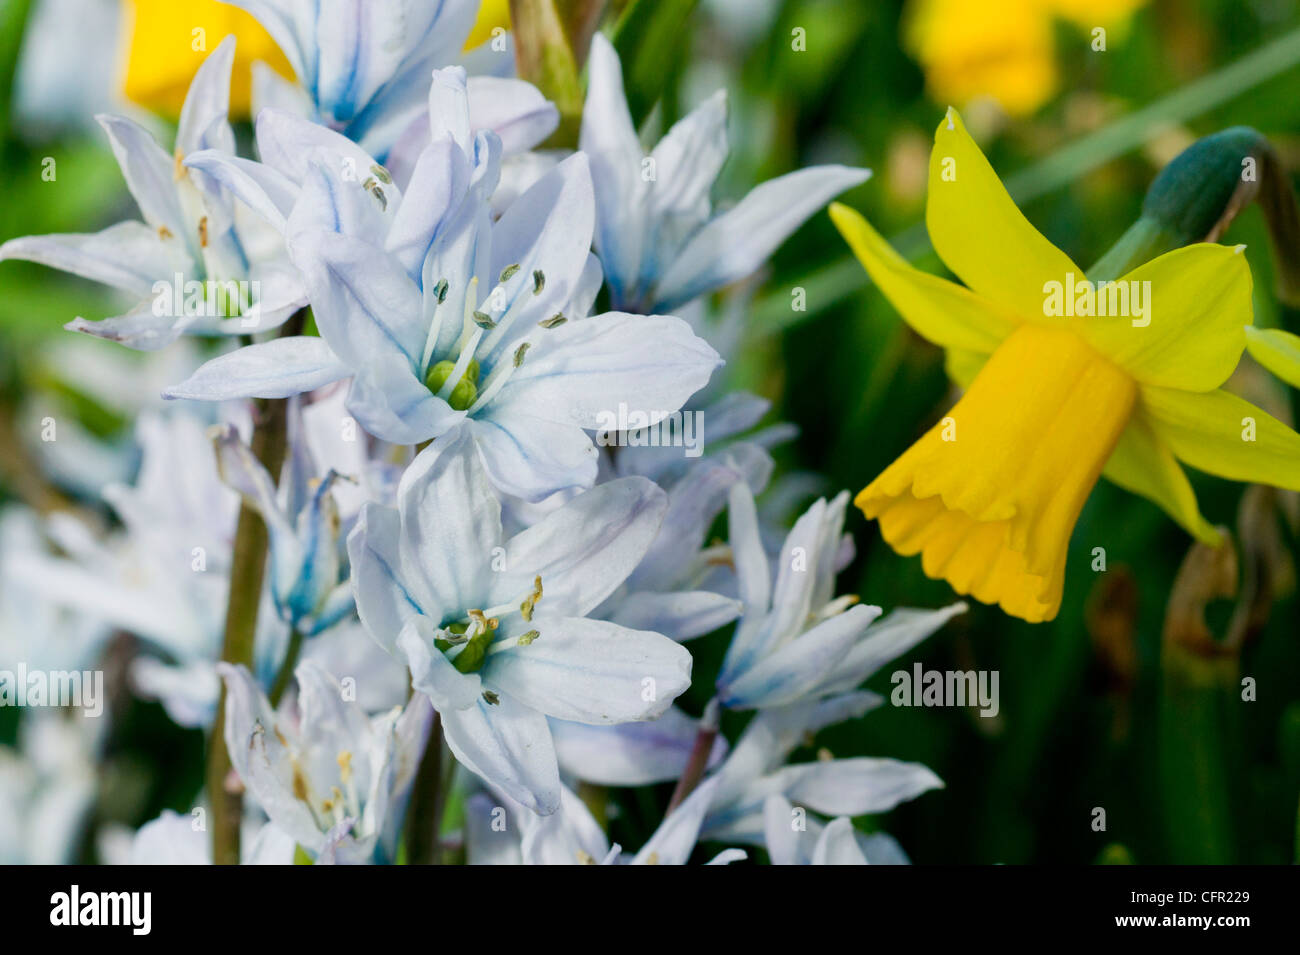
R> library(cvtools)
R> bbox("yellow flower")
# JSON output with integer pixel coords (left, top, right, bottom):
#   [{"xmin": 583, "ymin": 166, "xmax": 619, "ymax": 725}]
[
  {"xmin": 903, "ymin": 0, "xmax": 1146, "ymax": 116},
  {"xmin": 831, "ymin": 109, "xmax": 1300, "ymax": 623},
  {"xmin": 121, "ymin": 0, "xmax": 294, "ymax": 119},
  {"xmin": 465, "ymin": 0, "xmax": 511, "ymax": 51}
]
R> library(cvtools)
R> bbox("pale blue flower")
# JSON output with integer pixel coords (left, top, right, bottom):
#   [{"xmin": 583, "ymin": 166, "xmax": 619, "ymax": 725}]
[
  {"xmin": 348, "ymin": 429, "xmax": 693, "ymax": 813},
  {"xmin": 122, "ymin": 810, "xmax": 296, "ymax": 865},
  {"xmin": 580, "ymin": 33, "xmax": 870, "ymax": 313},
  {"xmin": 168, "ymin": 69, "xmax": 722, "ymax": 503},
  {"xmin": 0, "ymin": 713, "xmax": 100, "ymax": 865},
  {"xmin": 549, "ymin": 706, "xmax": 728, "ymax": 788},
  {"xmin": 716, "ymin": 483, "xmax": 966, "ymax": 710},
  {"xmin": 219, "ymin": 0, "xmax": 549, "ymax": 160},
  {"xmin": 763, "ymin": 794, "xmax": 907, "ymax": 865},
  {"xmin": 0, "ymin": 37, "xmax": 307, "ymax": 350},
  {"xmin": 699, "ymin": 692, "xmax": 944, "ymax": 846},
  {"xmin": 219, "ymin": 659, "xmax": 433, "ymax": 864},
  {"xmin": 10, "ymin": 411, "xmax": 288, "ymax": 727},
  {"xmin": 467, "ymin": 777, "xmax": 745, "ymax": 865},
  {"xmin": 211, "ymin": 417, "xmax": 355, "ymax": 638}
]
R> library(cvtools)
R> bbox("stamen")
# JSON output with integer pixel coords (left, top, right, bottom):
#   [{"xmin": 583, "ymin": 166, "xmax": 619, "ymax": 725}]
[
  {"xmin": 519, "ymin": 575, "xmax": 543, "ymax": 621},
  {"xmin": 419, "ymin": 275, "xmax": 450, "ymax": 372},
  {"xmin": 516, "ymin": 630, "xmax": 539, "ymax": 646},
  {"xmin": 370, "ymin": 163, "xmax": 393, "ymax": 185},
  {"xmin": 532, "ymin": 270, "xmax": 545, "ymax": 295},
  {"xmin": 499, "ymin": 263, "xmax": 520, "ymax": 283},
  {"xmin": 482, "ymin": 690, "xmax": 500, "ymax": 705},
  {"xmin": 538, "ymin": 313, "xmax": 566, "ymax": 329},
  {"xmin": 466, "ymin": 339, "xmax": 532, "ymax": 415}
]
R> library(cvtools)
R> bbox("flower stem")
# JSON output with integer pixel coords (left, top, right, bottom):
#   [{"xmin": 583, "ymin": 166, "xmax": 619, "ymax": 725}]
[
  {"xmin": 666, "ymin": 697, "xmax": 720, "ymax": 814},
  {"xmin": 405, "ymin": 712, "xmax": 446, "ymax": 864},
  {"xmin": 268, "ymin": 626, "xmax": 304, "ymax": 707},
  {"xmin": 206, "ymin": 309, "xmax": 307, "ymax": 866}
]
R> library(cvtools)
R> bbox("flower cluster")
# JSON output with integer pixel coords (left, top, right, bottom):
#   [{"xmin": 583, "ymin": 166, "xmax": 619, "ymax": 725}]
[{"xmin": 0, "ymin": 1, "xmax": 957, "ymax": 866}]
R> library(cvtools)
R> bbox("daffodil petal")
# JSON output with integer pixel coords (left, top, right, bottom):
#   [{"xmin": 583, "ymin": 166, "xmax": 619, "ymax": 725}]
[
  {"xmin": 944, "ymin": 347, "xmax": 987, "ymax": 388},
  {"xmin": 1141, "ymin": 386, "xmax": 1300, "ymax": 491},
  {"xmin": 1077, "ymin": 244, "xmax": 1251, "ymax": 391},
  {"xmin": 1245, "ymin": 325, "xmax": 1300, "ymax": 389},
  {"xmin": 926, "ymin": 108, "xmax": 1081, "ymax": 317},
  {"xmin": 829, "ymin": 203, "xmax": 1017, "ymax": 353},
  {"xmin": 1102, "ymin": 414, "xmax": 1220, "ymax": 545}
]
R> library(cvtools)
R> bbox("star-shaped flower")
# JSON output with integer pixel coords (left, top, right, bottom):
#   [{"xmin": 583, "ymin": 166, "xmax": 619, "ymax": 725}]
[{"xmin": 348, "ymin": 428, "xmax": 693, "ymax": 813}]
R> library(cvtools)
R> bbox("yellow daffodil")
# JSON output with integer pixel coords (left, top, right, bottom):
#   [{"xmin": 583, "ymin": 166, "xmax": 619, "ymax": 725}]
[
  {"xmin": 465, "ymin": 0, "xmax": 511, "ymax": 51},
  {"xmin": 831, "ymin": 109, "xmax": 1300, "ymax": 623},
  {"xmin": 903, "ymin": 0, "xmax": 1146, "ymax": 116},
  {"xmin": 121, "ymin": 0, "xmax": 293, "ymax": 119}
]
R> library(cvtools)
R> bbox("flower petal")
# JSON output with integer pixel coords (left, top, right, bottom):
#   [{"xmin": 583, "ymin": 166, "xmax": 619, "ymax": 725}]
[
  {"xmin": 718, "ymin": 603, "xmax": 881, "ymax": 710},
  {"xmin": 162, "ymin": 336, "xmax": 350, "ymax": 400},
  {"xmin": 1140, "ymin": 385, "xmax": 1300, "ymax": 491},
  {"xmin": 926, "ymin": 108, "xmax": 1081, "ymax": 317},
  {"xmin": 485, "ymin": 616, "xmax": 692, "ymax": 724},
  {"xmin": 1078, "ymin": 244, "xmax": 1252, "ymax": 391},
  {"xmin": 1245, "ymin": 325, "xmax": 1300, "ymax": 389},
  {"xmin": 468, "ymin": 410, "xmax": 598, "ymax": 502},
  {"xmin": 631, "ymin": 776, "xmax": 722, "ymax": 865},
  {"xmin": 811, "ymin": 817, "xmax": 870, "ymax": 866},
  {"xmin": 830, "ymin": 202, "xmax": 1018, "ymax": 352},
  {"xmin": 775, "ymin": 756, "xmax": 944, "ymax": 816},
  {"xmin": 1102, "ymin": 412, "xmax": 1221, "ymax": 544},
  {"xmin": 580, "ymin": 32, "xmax": 646, "ymax": 309},
  {"xmin": 440, "ymin": 693, "xmax": 561, "ymax": 815},
  {"xmin": 397, "ymin": 617, "xmax": 483, "ymax": 711},
  {"xmin": 347, "ymin": 502, "xmax": 424, "ymax": 657},
  {"xmin": 605, "ymin": 591, "xmax": 742, "ymax": 642},
  {"xmin": 551, "ymin": 707, "xmax": 727, "ymax": 787},
  {"xmin": 497, "ymin": 477, "xmax": 667, "ymax": 616},
  {"xmin": 176, "ymin": 35, "xmax": 236, "ymax": 162},
  {"xmin": 0, "ymin": 222, "xmax": 186, "ymax": 297},
  {"xmin": 96, "ymin": 114, "xmax": 187, "ymax": 236},
  {"xmin": 495, "ymin": 312, "xmax": 721, "ymax": 429},
  {"xmin": 655, "ymin": 164, "xmax": 871, "ymax": 311},
  {"xmin": 467, "ymin": 76, "xmax": 559, "ymax": 154}
]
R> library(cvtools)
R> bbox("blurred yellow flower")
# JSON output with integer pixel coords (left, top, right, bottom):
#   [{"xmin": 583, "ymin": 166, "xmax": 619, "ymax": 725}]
[
  {"xmin": 903, "ymin": 0, "xmax": 1146, "ymax": 116},
  {"xmin": 121, "ymin": 0, "xmax": 294, "ymax": 119},
  {"xmin": 466, "ymin": 0, "xmax": 511, "ymax": 51},
  {"xmin": 831, "ymin": 109, "xmax": 1300, "ymax": 623}
]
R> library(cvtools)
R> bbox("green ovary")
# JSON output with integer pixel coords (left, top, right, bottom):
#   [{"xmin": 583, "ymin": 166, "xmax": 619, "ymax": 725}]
[{"xmin": 424, "ymin": 358, "xmax": 480, "ymax": 410}]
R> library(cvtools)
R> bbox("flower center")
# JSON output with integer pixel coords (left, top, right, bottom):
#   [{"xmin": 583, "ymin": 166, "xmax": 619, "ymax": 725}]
[
  {"xmin": 417, "ymin": 266, "xmax": 565, "ymax": 416},
  {"xmin": 433, "ymin": 576, "xmax": 544, "ymax": 674}
]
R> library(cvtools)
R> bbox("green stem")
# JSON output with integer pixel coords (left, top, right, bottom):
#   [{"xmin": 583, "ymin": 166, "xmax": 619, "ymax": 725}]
[
  {"xmin": 405, "ymin": 713, "xmax": 446, "ymax": 864},
  {"xmin": 1085, "ymin": 218, "xmax": 1170, "ymax": 283},
  {"xmin": 207, "ymin": 309, "xmax": 306, "ymax": 866},
  {"xmin": 268, "ymin": 626, "xmax": 304, "ymax": 708}
]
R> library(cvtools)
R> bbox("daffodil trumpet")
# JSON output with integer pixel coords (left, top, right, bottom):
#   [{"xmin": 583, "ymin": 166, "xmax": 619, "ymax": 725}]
[{"xmin": 833, "ymin": 108, "xmax": 1300, "ymax": 623}]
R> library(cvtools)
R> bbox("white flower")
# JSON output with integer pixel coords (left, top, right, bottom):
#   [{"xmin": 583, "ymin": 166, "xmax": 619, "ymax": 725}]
[
  {"xmin": 0, "ymin": 37, "xmax": 306, "ymax": 350},
  {"xmin": 219, "ymin": 659, "xmax": 432, "ymax": 863},
  {"xmin": 717, "ymin": 483, "xmax": 966, "ymax": 710},
  {"xmin": 580, "ymin": 33, "xmax": 869, "ymax": 312},
  {"xmin": 348, "ymin": 428, "xmax": 693, "ymax": 813}
]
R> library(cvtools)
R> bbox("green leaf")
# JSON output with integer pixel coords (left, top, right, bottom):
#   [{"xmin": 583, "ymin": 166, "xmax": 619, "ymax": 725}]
[{"xmin": 610, "ymin": 0, "xmax": 697, "ymax": 126}]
